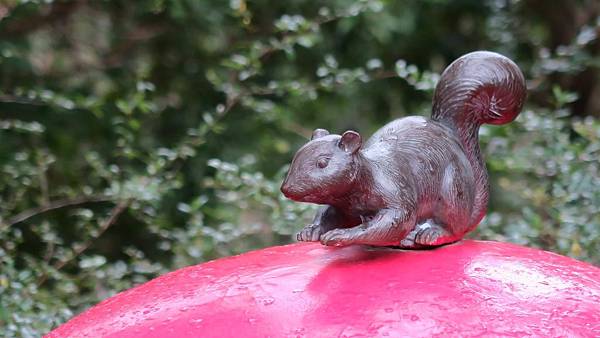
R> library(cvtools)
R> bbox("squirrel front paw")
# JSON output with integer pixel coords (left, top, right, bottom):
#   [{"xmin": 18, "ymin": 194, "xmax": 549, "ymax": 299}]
[
  {"xmin": 320, "ymin": 228, "xmax": 353, "ymax": 247},
  {"xmin": 296, "ymin": 224, "xmax": 323, "ymax": 242}
]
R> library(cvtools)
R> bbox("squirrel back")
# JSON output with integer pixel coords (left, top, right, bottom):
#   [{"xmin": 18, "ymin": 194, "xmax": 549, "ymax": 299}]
[{"xmin": 431, "ymin": 51, "xmax": 527, "ymax": 227}]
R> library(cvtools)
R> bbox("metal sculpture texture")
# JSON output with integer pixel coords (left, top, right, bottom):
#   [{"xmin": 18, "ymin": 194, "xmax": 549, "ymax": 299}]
[{"xmin": 281, "ymin": 51, "xmax": 527, "ymax": 248}]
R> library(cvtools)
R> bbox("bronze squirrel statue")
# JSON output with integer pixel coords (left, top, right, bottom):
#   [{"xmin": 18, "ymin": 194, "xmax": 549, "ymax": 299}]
[{"xmin": 281, "ymin": 51, "xmax": 526, "ymax": 248}]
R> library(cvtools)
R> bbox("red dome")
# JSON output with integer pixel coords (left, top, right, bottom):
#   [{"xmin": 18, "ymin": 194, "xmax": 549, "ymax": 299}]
[{"xmin": 46, "ymin": 240, "xmax": 600, "ymax": 337}]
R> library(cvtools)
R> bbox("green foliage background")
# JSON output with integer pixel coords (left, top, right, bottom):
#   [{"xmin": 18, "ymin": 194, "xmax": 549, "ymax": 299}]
[{"xmin": 1, "ymin": 0, "xmax": 599, "ymax": 335}]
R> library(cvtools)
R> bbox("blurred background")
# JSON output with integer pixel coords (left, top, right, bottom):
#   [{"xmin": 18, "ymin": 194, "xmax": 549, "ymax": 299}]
[{"xmin": 1, "ymin": 0, "xmax": 599, "ymax": 335}]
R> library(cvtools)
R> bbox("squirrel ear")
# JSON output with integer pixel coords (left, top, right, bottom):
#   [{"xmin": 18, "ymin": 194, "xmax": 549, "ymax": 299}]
[
  {"xmin": 339, "ymin": 130, "xmax": 362, "ymax": 153},
  {"xmin": 311, "ymin": 128, "xmax": 330, "ymax": 140}
]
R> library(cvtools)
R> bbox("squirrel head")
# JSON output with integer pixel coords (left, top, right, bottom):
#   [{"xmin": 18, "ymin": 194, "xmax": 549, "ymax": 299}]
[{"xmin": 281, "ymin": 128, "xmax": 362, "ymax": 204}]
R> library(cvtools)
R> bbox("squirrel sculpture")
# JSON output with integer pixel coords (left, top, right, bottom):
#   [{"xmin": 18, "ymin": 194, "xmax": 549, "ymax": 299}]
[{"xmin": 281, "ymin": 51, "xmax": 526, "ymax": 248}]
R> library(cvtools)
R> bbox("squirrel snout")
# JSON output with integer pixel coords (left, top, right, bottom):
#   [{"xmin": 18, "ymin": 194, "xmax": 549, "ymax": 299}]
[
  {"xmin": 280, "ymin": 178, "xmax": 292, "ymax": 197},
  {"xmin": 280, "ymin": 177, "xmax": 304, "ymax": 201}
]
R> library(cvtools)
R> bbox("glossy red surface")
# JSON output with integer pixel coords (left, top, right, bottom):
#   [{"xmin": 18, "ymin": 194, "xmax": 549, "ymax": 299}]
[{"xmin": 46, "ymin": 240, "xmax": 600, "ymax": 338}]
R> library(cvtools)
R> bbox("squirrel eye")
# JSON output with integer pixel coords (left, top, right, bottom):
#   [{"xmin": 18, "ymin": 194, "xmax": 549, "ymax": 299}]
[{"xmin": 316, "ymin": 157, "xmax": 330, "ymax": 169}]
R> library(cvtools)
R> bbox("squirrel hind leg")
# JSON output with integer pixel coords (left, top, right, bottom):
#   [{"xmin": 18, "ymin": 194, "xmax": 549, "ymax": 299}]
[
  {"xmin": 397, "ymin": 227, "xmax": 424, "ymax": 249},
  {"xmin": 411, "ymin": 220, "xmax": 458, "ymax": 247}
]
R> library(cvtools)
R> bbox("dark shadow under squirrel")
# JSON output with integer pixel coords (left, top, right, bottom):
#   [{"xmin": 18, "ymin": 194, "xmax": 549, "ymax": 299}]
[{"xmin": 281, "ymin": 51, "xmax": 526, "ymax": 249}]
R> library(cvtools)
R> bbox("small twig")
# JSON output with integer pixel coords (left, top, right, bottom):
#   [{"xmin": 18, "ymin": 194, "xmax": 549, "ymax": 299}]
[
  {"xmin": 0, "ymin": 94, "xmax": 46, "ymax": 106},
  {"xmin": 282, "ymin": 121, "xmax": 312, "ymax": 138},
  {"xmin": 42, "ymin": 240, "xmax": 55, "ymax": 265},
  {"xmin": 224, "ymin": 94, "xmax": 241, "ymax": 114},
  {"xmin": 37, "ymin": 199, "xmax": 131, "ymax": 286},
  {"xmin": 3, "ymin": 195, "xmax": 114, "ymax": 228},
  {"xmin": 36, "ymin": 154, "xmax": 50, "ymax": 207},
  {"xmin": 53, "ymin": 199, "xmax": 130, "ymax": 271},
  {"xmin": 372, "ymin": 70, "xmax": 400, "ymax": 80}
]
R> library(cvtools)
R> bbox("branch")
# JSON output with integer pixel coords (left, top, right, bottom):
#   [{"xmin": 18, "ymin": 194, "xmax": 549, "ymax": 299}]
[
  {"xmin": 0, "ymin": 1, "xmax": 83, "ymax": 39},
  {"xmin": 3, "ymin": 194, "xmax": 114, "ymax": 228}
]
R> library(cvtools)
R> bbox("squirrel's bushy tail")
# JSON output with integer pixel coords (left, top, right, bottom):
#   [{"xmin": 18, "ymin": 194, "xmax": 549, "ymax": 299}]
[
  {"xmin": 431, "ymin": 51, "xmax": 526, "ymax": 229},
  {"xmin": 432, "ymin": 51, "xmax": 526, "ymax": 126}
]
